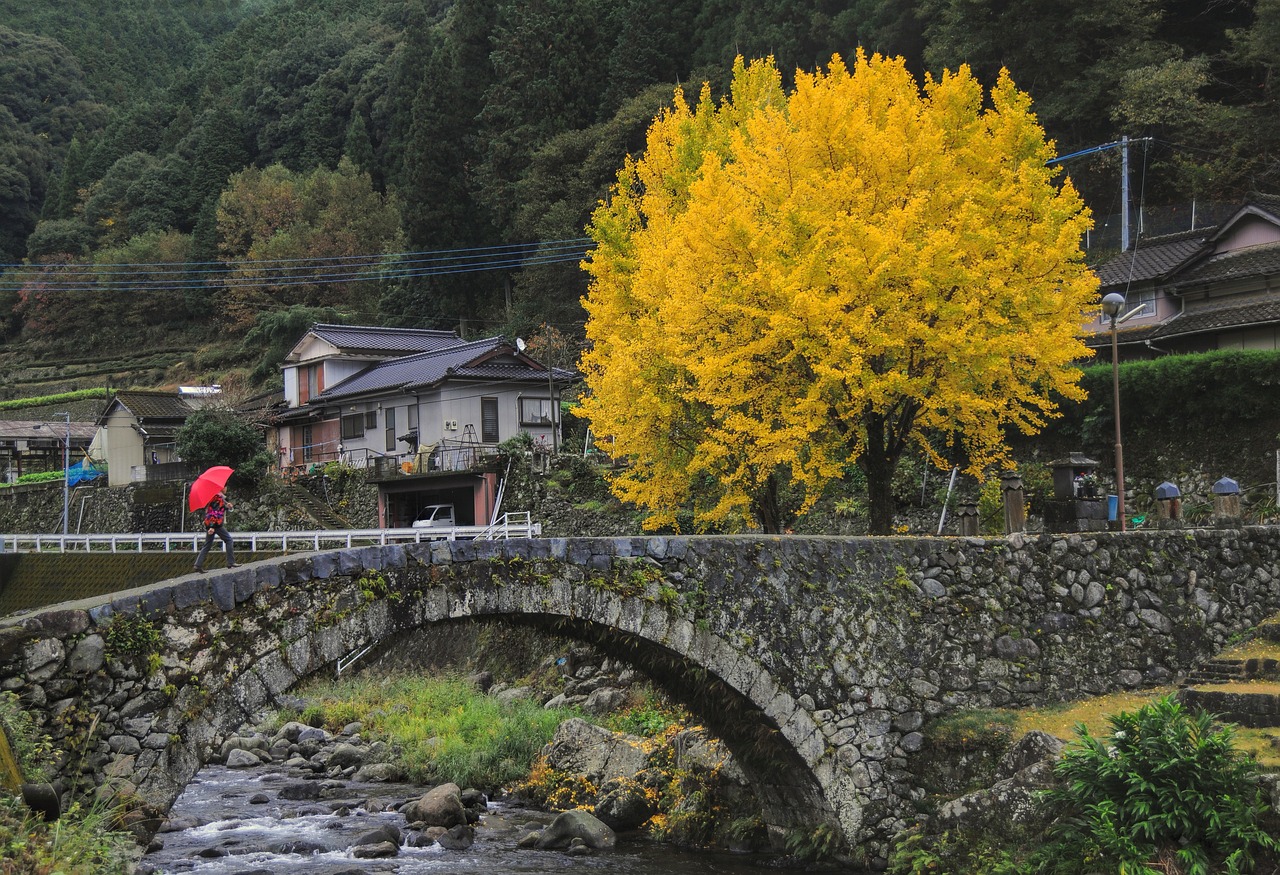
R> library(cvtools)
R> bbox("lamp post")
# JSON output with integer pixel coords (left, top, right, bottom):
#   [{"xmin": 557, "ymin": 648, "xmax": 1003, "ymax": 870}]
[{"xmin": 1100, "ymin": 293, "xmax": 1127, "ymax": 532}]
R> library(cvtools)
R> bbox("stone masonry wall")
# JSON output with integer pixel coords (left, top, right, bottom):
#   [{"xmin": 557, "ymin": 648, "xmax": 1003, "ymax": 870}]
[{"xmin": 3, "ymin": 528, "xmax": 1280, "ymax": 863}]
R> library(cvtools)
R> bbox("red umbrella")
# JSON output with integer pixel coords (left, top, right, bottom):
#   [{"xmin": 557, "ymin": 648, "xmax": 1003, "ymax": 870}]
[{"xmin": 188, "ymin": 465, "xmax": 234, "ymax": 512}]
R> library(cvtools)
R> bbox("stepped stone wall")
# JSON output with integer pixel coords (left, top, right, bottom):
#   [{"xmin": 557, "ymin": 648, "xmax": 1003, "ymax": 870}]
[{"xmin": 4, "ymin": 528, "xmax": 1280, "ymax": 863}]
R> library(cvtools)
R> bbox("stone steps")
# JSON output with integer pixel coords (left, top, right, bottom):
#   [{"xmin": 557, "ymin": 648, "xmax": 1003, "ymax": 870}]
[
  {"xmin": 1177, "ymin": 611, "xmax": 1280, "ymax": 726},
  {"xmin": 283, "ymin": 483, "xmax": 350, "ymax": 530},
  {"xmin": 1178, "ymin": 684, "xmax": 1280, "ymax": 728}
]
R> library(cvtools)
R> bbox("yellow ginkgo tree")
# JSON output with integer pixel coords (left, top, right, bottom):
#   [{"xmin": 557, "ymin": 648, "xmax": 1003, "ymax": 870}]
[{"xmin": 580, "ymin": 52, "xmax": 1098, "ymax": 534}]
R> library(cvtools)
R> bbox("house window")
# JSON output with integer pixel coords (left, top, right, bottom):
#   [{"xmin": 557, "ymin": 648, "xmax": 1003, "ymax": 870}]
[
  {"xmin": 1134, "ymin": 288, "xmax": 1156, "ymax": 317},
  {"xmin": 365, "ymin": 410, "xmax": 378, "ymax": 430},
  {"xmin": 481, "ymin": 398, "xmax": 499, "ymax": 443},
  {"xmin": 341, "ymin": 413, "xmax": 365, "ymax": 440},
  {"xmin": 299, "ymin": 365, "xmax": 320, "ymax": 403},
  {"xmin": 519, "ymin": 398, "xmax": 555, "ymax": 425},
  {"xmin": 385, "ymin": 408, "xmax": 396, "ymax": 453},
  {"xmin": 301, "ymin": 425, "xmax": 313, "ymax": 462}
]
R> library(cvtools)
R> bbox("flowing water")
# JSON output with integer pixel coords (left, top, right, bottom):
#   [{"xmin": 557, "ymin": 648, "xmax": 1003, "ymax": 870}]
[{"xmin": 140, "ymin": 763, "xmax": 862, "ymax": 875}]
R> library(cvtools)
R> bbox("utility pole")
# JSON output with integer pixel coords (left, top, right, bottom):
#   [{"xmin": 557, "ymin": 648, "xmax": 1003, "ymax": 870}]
[{"xmin": 1046, "ymin": 136, "xmax": 1150, "ymax": 251}]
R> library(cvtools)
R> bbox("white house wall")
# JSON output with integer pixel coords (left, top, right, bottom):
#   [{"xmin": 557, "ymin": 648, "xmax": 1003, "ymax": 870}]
[{"xmin": 102, "ymin": 409, "xmax": 146, "ymax": 487}]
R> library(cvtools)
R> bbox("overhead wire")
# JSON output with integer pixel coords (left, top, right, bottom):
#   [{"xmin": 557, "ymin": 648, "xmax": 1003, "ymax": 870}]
[{"xmin": 0, "ymin": 238, "xmax": 597, "ymax": 294}]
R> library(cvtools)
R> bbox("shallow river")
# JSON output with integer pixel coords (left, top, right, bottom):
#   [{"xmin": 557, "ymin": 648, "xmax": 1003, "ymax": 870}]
[{"xmin": 140, "ymin": 763, "xmax": 865, "ymax": 875}]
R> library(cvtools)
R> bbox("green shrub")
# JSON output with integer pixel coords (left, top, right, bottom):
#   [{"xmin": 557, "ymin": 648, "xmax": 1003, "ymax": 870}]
[
  {"xmin": 103, "ymin": 613, "xmax": 162, "ymax": 667},
  {"xmin": 291, "ymin": 674, "xmax": 576, "ymax": 793},
  {"xmin": 16, "ymin": 470, "xmax": 64, "ymax": 484},
  {"xmin": 0, "ymin": 691, "xmax": 51, "ymax": 783},
  {"xmin": 1035, "ymin": 696, "xmax": 1277, "ymax": 875}
]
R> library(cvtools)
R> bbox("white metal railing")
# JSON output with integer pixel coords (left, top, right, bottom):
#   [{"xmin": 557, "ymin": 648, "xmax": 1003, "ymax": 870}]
[
  {"xmin": 0, "ymin": 515, "xmax": 541, "ymax": 554},
  {"xmin": 476, "ymin": 511, "xmax": 535, "ymax": 541}
]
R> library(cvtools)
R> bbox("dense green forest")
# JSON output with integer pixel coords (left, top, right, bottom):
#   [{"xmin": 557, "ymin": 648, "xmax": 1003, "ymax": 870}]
[{"xmin": 0, "ymin": 0, "xmax": 1277, "ymax": 389}]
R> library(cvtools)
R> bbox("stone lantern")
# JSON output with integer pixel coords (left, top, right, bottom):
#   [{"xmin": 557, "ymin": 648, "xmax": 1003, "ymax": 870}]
[
  {"xmin": 1212, "ymin": 477, "xmax": 1241, "ymax": 526},
  {"xmin": 956, "ymin": 500, "xmax": 980, "ymax": 536},
  {"xmin": 1154, "ymin": 481, "xmax": 1182, "ymax": 527},
  {"xmin": 1044, "ymin": 453, "xmax": 1108, "ymax": 533}
]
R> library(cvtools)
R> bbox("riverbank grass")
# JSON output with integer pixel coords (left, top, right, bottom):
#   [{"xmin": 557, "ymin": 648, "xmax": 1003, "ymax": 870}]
[{"xmin": 279, "ymin": 674, "xmax": 578, "ymax": 793}]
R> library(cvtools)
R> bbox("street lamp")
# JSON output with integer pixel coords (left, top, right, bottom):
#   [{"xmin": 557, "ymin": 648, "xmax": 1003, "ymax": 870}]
[
  {"xmin": 1100, "ymin": 293, "xmax": 1141, "ymax": 532},
  {"xmin": 34, "ymin": 412, "xmax": 71, "ymax": 535}
]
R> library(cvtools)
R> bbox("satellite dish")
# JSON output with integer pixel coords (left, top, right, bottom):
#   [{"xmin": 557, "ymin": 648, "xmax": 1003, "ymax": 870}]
[{"xmin": 515, "ymin": 337, "xmax": 527, "ymax": 352}]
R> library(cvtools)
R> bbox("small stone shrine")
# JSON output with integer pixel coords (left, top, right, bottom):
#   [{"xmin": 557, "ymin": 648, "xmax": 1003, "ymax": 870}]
[{"xmin": 1043, "ymin": 453, "xmax": 1109, "ymax": 533}]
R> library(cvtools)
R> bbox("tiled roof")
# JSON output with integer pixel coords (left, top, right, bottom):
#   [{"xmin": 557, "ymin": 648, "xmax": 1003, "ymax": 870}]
[
  {"xmin": 315, "ymin": 337, "xmax": 574, "ymax": 401},
  {"xmin": 1170, "ymin": 241, "xmax": 1280, "ymax": 289},
  {"xmin": 1084, "ymin": 299, "xmax": 1280, "ymax": 349},
  {"xmin": 1153, "ymin": 299, "xmax": 1280, "ymax": 341},
  {"xmin": 1093, "ymin": 228, "xmax": 1212, "ymax": 287},
  {"xmin": 111, "ymin": 391, "xmax": 195, "ymax": 420},
  {"xmin": 309, "ymin": 324, "xmax": 463, "ymax": 356}
]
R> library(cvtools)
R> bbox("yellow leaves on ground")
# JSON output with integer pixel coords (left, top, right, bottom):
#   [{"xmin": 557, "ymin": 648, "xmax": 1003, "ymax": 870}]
[{"xmin": 582, "ymin": 51, "xmax": 1098, "ymax": 533}]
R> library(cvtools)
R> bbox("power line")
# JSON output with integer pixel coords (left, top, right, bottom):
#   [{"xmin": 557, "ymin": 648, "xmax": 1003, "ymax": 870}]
[{"xmin": 0, "ymin": 239, "xmax": 596, "ymax": 294}]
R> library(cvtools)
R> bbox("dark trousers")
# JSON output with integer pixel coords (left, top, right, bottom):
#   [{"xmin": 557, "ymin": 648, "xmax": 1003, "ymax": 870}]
[{"xmin": 195, "ymin": 525, "xmax": 235, "ymax": 569}]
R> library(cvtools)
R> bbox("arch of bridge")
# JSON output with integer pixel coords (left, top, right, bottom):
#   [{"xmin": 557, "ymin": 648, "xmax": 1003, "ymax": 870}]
[{"xmin": 9, "ymin": 529, "xmax": 1280, "ymax": 858}]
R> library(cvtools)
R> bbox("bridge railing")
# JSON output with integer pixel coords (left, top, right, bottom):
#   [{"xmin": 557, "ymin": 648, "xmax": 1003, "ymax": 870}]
[{"xmin": 0, "ymin": 517, "xmax": 541, "ymax": 554}]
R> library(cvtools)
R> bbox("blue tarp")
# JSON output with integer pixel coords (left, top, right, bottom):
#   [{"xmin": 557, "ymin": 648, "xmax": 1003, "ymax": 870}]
[{"xmin": 67, "ymin": 458, "xmax": 102, "ymax": 486}]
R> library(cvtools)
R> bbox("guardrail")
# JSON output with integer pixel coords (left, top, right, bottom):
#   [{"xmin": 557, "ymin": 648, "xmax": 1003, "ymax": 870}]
[{"xmin": 0, "ymin": 514, "xmax": 541, "ymax": 554}]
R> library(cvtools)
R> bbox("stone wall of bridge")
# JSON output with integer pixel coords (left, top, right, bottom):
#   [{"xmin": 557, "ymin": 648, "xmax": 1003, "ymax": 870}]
[{"xmin": 4, "ymin": 528, "xmax": 1280, "ymax": 863}]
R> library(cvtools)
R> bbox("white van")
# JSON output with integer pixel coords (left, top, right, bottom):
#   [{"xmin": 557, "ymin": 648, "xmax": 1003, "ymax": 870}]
[{"xmin": 411, "ymin": 504, "xmax": 456, "ymax": 528}]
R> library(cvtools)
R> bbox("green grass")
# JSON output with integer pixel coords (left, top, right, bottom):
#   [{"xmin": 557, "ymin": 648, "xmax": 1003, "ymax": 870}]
[
  {"xmin": 284, "ymin": 674, "xmax": 578, "ymax": 793},
  {"xmin": 0, "ymin": 797, "xmax": 138, "ymax": 874}
]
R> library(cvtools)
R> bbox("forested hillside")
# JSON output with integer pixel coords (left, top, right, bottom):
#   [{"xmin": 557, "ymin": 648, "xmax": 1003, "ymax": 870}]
[{"xmin": 0, "ymin": 0, "xmax": 1276, "ymax": 394}]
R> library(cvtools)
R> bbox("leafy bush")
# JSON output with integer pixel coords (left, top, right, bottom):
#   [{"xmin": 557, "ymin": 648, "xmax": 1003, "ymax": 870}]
[
  {"xmin": 1035, "ymin": 696, "xmax": 1278, "ymax": 875},
  {"xmin": 175, "ymin": 407, "xmax": 274, "ymax": 487},
  {"xmin": 0, "ymin": 691, "xmax": 51, "ymax": 783},
  {"xmin": 16, "ymin": 470, "xmax": 64, "ymax": 484}
]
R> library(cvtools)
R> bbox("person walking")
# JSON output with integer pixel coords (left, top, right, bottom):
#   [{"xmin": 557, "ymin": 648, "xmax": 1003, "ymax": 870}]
[{"xmin": 194, "ymin": 490, "xmax": 236, "ymax": 572}]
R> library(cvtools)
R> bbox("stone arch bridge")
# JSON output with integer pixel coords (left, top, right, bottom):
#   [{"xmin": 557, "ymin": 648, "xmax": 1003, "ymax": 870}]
[{"xmin": 6, "ymin": 530, "xmax": 1280, "ymax": 861}]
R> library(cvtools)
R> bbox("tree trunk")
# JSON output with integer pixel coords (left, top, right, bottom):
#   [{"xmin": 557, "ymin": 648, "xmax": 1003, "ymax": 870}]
[
  {"xmin": 752, "ymin": 473, "xmax": 783, "ymax": 534},
  {"xmin": 863, "ymin": 451, "xmax": 897, "ymax": 535}
]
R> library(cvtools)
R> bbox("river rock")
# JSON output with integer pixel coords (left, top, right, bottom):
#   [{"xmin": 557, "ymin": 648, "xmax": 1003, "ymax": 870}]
[
  {"xmin": 541, "ymin": 718, "xmax": 649, "ymax": 783},
  {"xmin": 593, "ymin": 777, "xmax": 654, "ymax": 831},
  {"xmin": 402, "ymin": 782, "xmax": 465, "ymax": 827},
  {"xmin": 438, "ymin": 823, "xmax": 475, "ymax": 850},
  {"xmin": 354, "ymin": 824, "xmax": 402, "ymax": 847},
  {"xmin": 327, "ymin": 742, "xmax": 365, "ymax": 768},
  {"xmin": 277, "ymin": 781, "xmax": 323, "ymax": 801},
  {"xmin": 353, "ymin": 840, "xmax": 399, "ymax": 858},
  {"xmin": 272, "ymin": 721, "xmax": 312, "ymax": 743},
  {"xmin": 536, "ymin": 809, "xmax": 616, "ymax": 851},
  {"xmin": 352, "ymin": 762, "xmax": 402, "ymax": 782},
  {"xmin": 583, "ymin": 687, "xmax": 628, "ymax": 715},
  {"xmin": 225, "ymin": 748, "xmax": 261, "ymax": 768}
]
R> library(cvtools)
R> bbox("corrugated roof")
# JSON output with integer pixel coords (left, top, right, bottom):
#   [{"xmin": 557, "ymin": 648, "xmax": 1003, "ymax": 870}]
[
  {"xmin": 0, "ymin": 420, "xmax": 98, "ymax": 442},
  {"xmin": 1093, "ymin": 229, "xmax": 1211, "ymax": 287},
  {"xmin": 309, "ymin": 324, "xmax": 464, "ymax": 356}
]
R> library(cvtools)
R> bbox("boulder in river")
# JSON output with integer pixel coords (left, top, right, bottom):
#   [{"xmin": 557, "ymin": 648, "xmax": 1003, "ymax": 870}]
[
  {"xmin": 535, "ymin": 809, "xmax": 616, "ymax": 851},
  {"xmin": 402, "ymin": 782, "xmax": 466, "ymax": 828}
]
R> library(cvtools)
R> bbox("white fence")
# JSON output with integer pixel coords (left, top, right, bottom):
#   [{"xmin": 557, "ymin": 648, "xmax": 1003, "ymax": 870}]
[{"xmin": 0, "ymin": 513, "xmax": 540, "ymax": 554}]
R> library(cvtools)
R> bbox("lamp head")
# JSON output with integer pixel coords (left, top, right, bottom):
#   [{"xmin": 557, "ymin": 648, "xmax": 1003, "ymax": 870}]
[{"xmin": 1100, "ymin": 293, "xmax": 1126, "ymax": 318}]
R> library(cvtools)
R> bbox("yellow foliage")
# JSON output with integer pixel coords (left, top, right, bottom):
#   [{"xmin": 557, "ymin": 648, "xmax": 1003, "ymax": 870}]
[{"xmin": 581, "ymin": 52, "xmax": 1097, "ymax": 533}]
